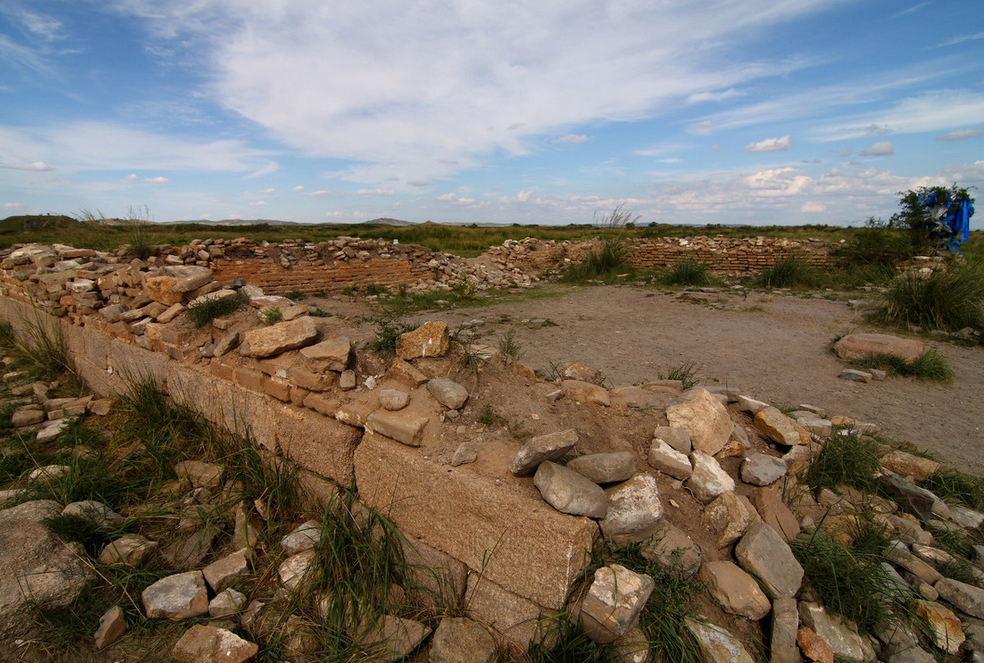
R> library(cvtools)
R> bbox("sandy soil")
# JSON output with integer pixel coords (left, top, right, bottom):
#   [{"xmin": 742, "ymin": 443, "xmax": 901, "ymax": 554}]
[{"xmin": 383, "ymin": 284, "xmax": 984, "ymax": 475}]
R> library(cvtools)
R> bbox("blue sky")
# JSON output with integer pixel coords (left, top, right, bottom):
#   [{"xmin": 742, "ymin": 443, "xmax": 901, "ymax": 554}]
[{"xmin": 1, "ymin": 1, "xmax": 982, "ymax": 228}]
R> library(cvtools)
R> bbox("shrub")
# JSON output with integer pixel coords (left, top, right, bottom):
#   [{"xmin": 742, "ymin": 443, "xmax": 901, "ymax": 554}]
[
  {"xmin": 877, "ymin": 263, "xmax": 984, "ymax": 333},
  {"xmin": 805, "ymin": 431, "xmax": 881, "ymax": 492},
  {"xmin": 834, "ymin": 221, "xmax": 914, "ymax": 267},
  {"xmin": 185, "ymin": 291, "xmax": 248, "ymax": 328},
  {"xmin": 754, "ymin": 255, "xmax": 819, "ymax": 289},
  {"xmin": 845, "ymin": 347, "xmax": 952, "ymax": 382},
  {"xmin": 261, "ymin": 306, "xmax": 283, "ymax": 324},
  {"xmin": 663, "ymin": 259, "xmax": 711, "ymax": 286},
  {"xmin": 368, "ymin": 317, "xmax": 416, "ymax": 356}
]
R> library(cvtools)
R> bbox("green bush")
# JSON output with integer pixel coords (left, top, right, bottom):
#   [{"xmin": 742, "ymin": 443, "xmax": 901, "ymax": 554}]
[
  {"xmin": 834, "ymin": 220, "xmax": 914, "ymax": 268},
  {"xmin": 185, "ymin": 291, "xmax": 248, "ymax": 328},
  {"xmin": 754, "ymin": 255, "xmax": 819, "ymax": 289},
  {"xmin": 805, "ymin": 432, "xmax": 881, "ymax": 492},
  {"xmin": 663, "ymin": 259, "xmax": 711, "ymax": 286},
  {"xmin": 368, "ymin": 317, "xmax": 416, "ymax": 356},
  {"xmin": 845, "ymin": 347, "xmax": 952, "ymax": 382},
  {"xmin": 877, "ymin": 263, "xmax": 984, "ymax": 332}
]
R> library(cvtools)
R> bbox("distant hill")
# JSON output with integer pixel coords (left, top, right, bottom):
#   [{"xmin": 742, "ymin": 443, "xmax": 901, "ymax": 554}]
[
  {"xmin": 167, "ymin": 218, "xmax": 305, "ymax": 226},
  {"xmin": 363, "ymin": 217, "xmax": 413, "ymax": 226}
]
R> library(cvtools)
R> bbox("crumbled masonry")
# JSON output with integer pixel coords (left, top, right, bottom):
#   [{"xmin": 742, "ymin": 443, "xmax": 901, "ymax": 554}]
[{"xmin": 1, "ymin": 238, "xmax": 983, "ymax": 663}]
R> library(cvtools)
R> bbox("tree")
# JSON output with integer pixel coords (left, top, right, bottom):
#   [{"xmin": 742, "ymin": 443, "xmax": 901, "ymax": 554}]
[{"xmin": 889, "ymin": 184, "xmax": 975, "ymax": 252}]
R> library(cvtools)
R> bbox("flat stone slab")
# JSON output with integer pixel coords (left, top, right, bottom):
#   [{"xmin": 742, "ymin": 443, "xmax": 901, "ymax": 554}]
[
  {"xmin": 99, "ymin": 534, "xmax": 159, "ymax": 567},
  {"xmin": 834, "ymin": 333, "xmax": 926, "ymax": 363},
  {"xmin": 366, "ymin": 409, "xmax": 429, "ymax": 447},
  {"xmin": 685, "ymin": 619, "xmax": 754, "ymax": 663},
  {"xmin": 740, "ymin": 453, "xmax": 787, "ymax": 486},
  {"xmin": 429, "ymin": 616, "xmax": 497, "ymax": 663},
  {"xmin": 735, "ymin": 522, "xmax": 803, "ymax": 599},
  {"xmin": 299, "ymin": 337, "xmax": 351, "ymax": 372},
  {"xmin": 640, "ymin": 521, "xmax": 702, "ymax": 577},
  {"xmin": 600, "ymin": 474, "xmax": 663, "ymax": 544},
  {"xmin": 700, "ymin": 560, "xmax": 771, "ymax": 620},
  {"xmin": 566, "ymin": 452, "xmax": 636, "ymax": 484},
  {"xmin": 534, "ymin": 461, "xmax": 609, "ymax": 518},
  {"xmin": 879, "ymin": 450, "xmax": 940, "ymax": 482},
  {"xmin": 396, "ymin": 321, "xmax": 449, "ymax": 359},
  {"xmin": 799, "ymin": 601, "xmax": 868, "ymax": 661},
  {"xmin": 666, "ymin": 388, "xmax": 733, "ymax": 456},
  {"xmin": 754, "ymin": 406, "xmax": 811, "ymax": 447},
  {"xmin": 280, "ymin": 520, "xmax": 322, "ymax": 555},
  {"xmin": 142, "ymin": 571, "xmax": 209, "ymax": 620},
  {"xmin": 239, "ymin": 317, "xmax": 318, "ymax": 358},
  {"xmin": 426, "ymin": 377, "xmax": 469, "ymax": 410},
  {"xmin": 653, "ymin": 426, "xmax": 691, "ymax": 454},
  {"xmin": 934, "ymin": 577, "xmax": 984, "ymax": 619},
  {"xmin": 202, "ymin": 549, "xmax": 250, "ymax": 594},
  {"xmin": 687, "ymin": 452, "xmax": 735, "ymax": 503},
  {"xmin": 648, "ymin": 440, "xmax": 693, "ymax": 480},
  {"xmin": 510, "ymin": 429, "xmax": 578, "ymax": 476},
  {"xmin": 172, "ymin": 624, "xmax": 258, "ymax": 663}
]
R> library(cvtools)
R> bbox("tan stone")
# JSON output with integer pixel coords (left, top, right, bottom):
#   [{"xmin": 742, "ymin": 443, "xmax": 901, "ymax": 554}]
[
  {"xmin": 913, "ymin": 599, "xmax": 965, "ymax": 654},
  {"xmin": 366, "ymin": 409, "xmax": 429, "ymax": 447},
  {"xmin": 685, "ymin": 619, "xmax": 754, "ymax": 663},
  {"xmin": 754, "ymin": 406, "xmax": 812, "ymax": 447},
  {"xmin": 702, "ymin": 491, "xmax": 760, "ymax": 548},
  {"xmin": 300, "ymin": 337, "xmax": 351, "ymax": 372},
  {"xmin": 396, "ymin": 321, "xmax": 450, "ymax": 359},
  {"xmin": 239, "ymin": 317, "xmax": 318, "ymax": 358},
  {"xmin": 355, "ymin": 432, "xmax": 598, "ymax": 609},
  {"xmin": 387, "ymin": 357, "xmax": 429, "ymax": 387},
  {"xmin": 879, "ymin": 450, "xmax": 940, "ymax": 482},
  {"xmin": 144, "ymin": 276, "xmax": 185, "ymax": 306},
  {"xmin": 172, "ymin": 624, "xmax": 258, "ymax": 663},
  {"xmin": 700, "ymin": 561, "xmax": 771, "ymax": 620},
  {"xmin": 797, "ymin": 627, "xmax": 834, "ymax": 663},
  {"xmin": 561, "ymin": 379, "xmax": 611, "ymax": 406},
  {"xmin": 464, "ymin": 574, "xmax": 547, "ymax": 648},
  {"xmin": 401, "ymin": 535, "xmax": 468, "ymax": 609},
  {"xmin": 749, "ymin": 486, "xmax": 800, "ymax": 542},
  {"xmin": 834, "ymin": 333, "xmax": 926, "ymax": 363},
  {"xmin": 665, "ymin": 388, "xmax": 733, "ymax": 456}
]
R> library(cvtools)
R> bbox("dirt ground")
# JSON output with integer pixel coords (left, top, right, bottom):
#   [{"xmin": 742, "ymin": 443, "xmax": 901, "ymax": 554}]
[{"xmin": 359, "ymin": 284, "xmax": 984, "ymax": 476}]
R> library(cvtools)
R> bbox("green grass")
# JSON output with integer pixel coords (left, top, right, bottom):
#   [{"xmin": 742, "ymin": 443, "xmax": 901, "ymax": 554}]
[
  {"xmin": 496, "ymin": 329, "xmax": 524, "ymax": 362},
  {"xmin": 285, "ymin": 289, "xmax": 306, "ymax": 302},
  {"xmin": 845, "ymin": 347, "xmax": 953, "ymax": 382},
  {"xmin": 261, "ymin": 306, "xmax": 283, "ymax": 324},
  {"xmin": 876, "ymin": 263, "xmax": 984, "ymax": 333},
  {"xmin": 367, "ymin": 317, "xmax": 417, "ymax": 356},
  {"xmin": 662, "ymin": 259, "xmax": 712, "ymax": 287},
  {"xmin": 658, "ymin": 360, "xmax": 702, "ymax": 390},
  {"xmin": 376, "ymin": 282, "xmax": 484, "ymax": 315},
  {"xmin": 754, "ymin": 255, "xmax": 820, "ymax": 289},
  {"xmin": 7, "ymin": 309, "xmax": 81, "ymax": 387},
  {"xmin": 185, "ymin": 291, "xmax": 248, "ymax": 328},
  {"xmin": 923, "ymin": 468, "xmax": 984, "ymax": 511},
  {"xmin": 804, "ymin": 432, "xmax": 881, "ymax": 493},
  {"xmin": 528, "ymin": 614, "xmax": 615, "ymax": 663},
  {"xmin": 790, "ymin": 522, "xmax": 910, "ymax": 634}
]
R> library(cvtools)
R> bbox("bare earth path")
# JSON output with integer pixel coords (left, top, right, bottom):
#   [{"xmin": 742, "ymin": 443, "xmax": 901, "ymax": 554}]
[{"xmin": 397, "ymin": 285, "xmax": 984, "ymax": 475}]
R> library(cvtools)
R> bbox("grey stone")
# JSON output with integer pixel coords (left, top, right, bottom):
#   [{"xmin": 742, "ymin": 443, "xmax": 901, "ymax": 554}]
[
  {"xmin": 579, "ymin": 564, "xmax": 654, "ymax": 644},
  {"xmin": 172, "ymin": 624, "xmax": 259, "ymax": 663},
  {"xmin": 951, "ymin": 506, "xmax": 984, "ymax": 529},
  {"xmin": 839, "ymin": 368, "xmax": 872, "ymax": 382},
  {"xmin": 735, "ymin": 522, "xmax": 803, "ymax": 599},
  {"xmin": 647, "ymin": 440, "xmax": 693, "ymax": 480},
  {"xmin": 665, "ymin": 387, "xmax": 733, "ymax": 456},
  {"xmin": 213, "ymin": 331, "xmax": 240, "ymax": 357},
  {"xmin": 94, "ymin": 605, "xmax": 126, "ymax": 649},
  {"xmin": 738, "ymin": 395, "xmax": 770, "ymax": 414},
  {"xmin": 685, "ymin": 619, "xmax": 754, "ymax": 663},
  {"xmin": 209, "ymin": 588, "xmax": 247, "ymax": 619},
  {"xmin": 0, "ymin": 500, "xmax": 91, "ymax": 637},
  {"xmin": 429, "ymin": 617, "xmax": 497, "ymax": 663},
  {"xmin": 11, "ymin": 407, "xmax": 44, "ymax": 426},
  {"xmin": 639, "ymin": 521, "xmax": 701, "ymax": 577},
  {"xmin": 652, "ymin": 426, "xmax": 691, "ymax": 454},
  {"xmin": 699, "ymin": 560, "xmax": 771, "ymax": 620},
  {"xmin": 934, "ymin": 577, "xmax": 984, "ymax": 619},
  {"xmin": 702, "ymin": 491, "xmax": 760, "ymax": 548},
  {"xmin": 279, "ymin": 549, "xmax": 316, "ymax": 592},
  {"xmin": 686, "ymin": 451, "xmax": 735, "ymax": 503},
  {"xmin": 883, "ymin": 644, "xmax": 937, "ymax": 663},
  {"xmin": 451, "ymin": 442, "xmax": 478, "ymax": 467},
  {"xmin": 378, "ymin": 389, "xmax": 411, "ymax": 411},
  {"xmin": 203, "ymin": 549, "xmax": 250, "ymax": 594},
  {"xmin": 62, "ymin": 500, "xmax": 124, "ymax": 528},
  {"xmin": 880, "ymin": 474, "xmax": 937, "ymax": 521},
  {"xmin": 566, "ymin": 452, "xmax": 636, "ymax": 484},
  {"xmin": 771, "ymin": 597, "xmax": 800, "ymax": 663},
  {"xmin": 142, "ymin": 571, "xmax": 209, "ymax": 619},
  {"xmin": 884, "ymin": 542, "xmax": 943, "ymax": 585},
  {"xmin": 99, "ymin": 534, "xmax": 158, "ymax": 567},
  {"xmin": 169, "ymin": 266, "xmax": 214, "ymax": 292},
  {"xmin": 162, "ymin": 525, "xmax": 222, "ymax": 568},
  {"xmin": 534, "ymin": 461, "xmax": 609, "ymax": 518},
  {"xmin": 426, "ymin": 377, "xmax": 469, "ymax": 410},
  {"xmin": 739, "ymin": 453, "xmax": 787, "ymax": 486},
  {"xmin": 280, "ymin": 520, "xmax": 322, "ymax": 555},
  {"xmin": 299, "ymin": 337, "xmax": 351, "ymax": 372},
  {"xmin": 600, "ymin": 474, "xmax": 664, "ymax": 544},
  {"xmin": 798, "ymin": 601, "xmax": 868, "ymax": 662},
  {"xmin": 339, "ymin": 369, "xmax": 357, "ymax": 389},
  {"xmin": 509, "ymin": 429, "xmax": 578, "ymax": 476},
  {"xmin": 36, "ymin": 419, "xmax": 70, "ymax": 443}
]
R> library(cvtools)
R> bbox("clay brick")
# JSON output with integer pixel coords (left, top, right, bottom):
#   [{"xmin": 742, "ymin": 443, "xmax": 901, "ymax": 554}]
[
  {"xmin": 288, "ymin": 365, "xmax": 332, "ymax": 391},
  {"xmin": 233, "ymin": 367, "xmax": 265, "ymax": 393},
  {"xmin": 289, "ymin": 386, "xmax": 309, "ymax": 407},
  {"xmin": 263, "ymin": 376, "xmax": 291, "ymax": 402},
  {"xmin": 303, "ymin": 393, "xmax": 339, "ymax": 417}
]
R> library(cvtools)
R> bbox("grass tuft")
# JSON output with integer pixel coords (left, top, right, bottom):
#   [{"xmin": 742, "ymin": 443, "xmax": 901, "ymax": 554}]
[
  {"xmin": 877, "ymin": 263, "xmax": 984, "ymax": 333},
  {"xmin": 10, "ymin": 309, "xmax": 80, "ymax": 387},
  {"xmin": 658, "ymin": 361, "xmax": 702, "ymax": 390},
  {"xmin": 528, "ymin": 614, "xmax": 615, "ymax": 663},
  {"xmin": 185, "ymin": 291, "xmax": 248, "ymax": 328},
  {"xmin": 846, "ymin": 347, "xmax": 952, "ymax": 382},
  {"xmin": 805, "ymin": 432, "xmax": 880, "ymax": 493},
  {"xmin": 367, "ymin": 317, "xmax": 416, "ymax": 356},
  {"xmin": 754, "ymin": 255, "xmax": 819, "ymax": 289},
  {"xmin": 923, "ymin": 469, "xmax": 984, "ymax": 511},
  {"xmin": 261, "ymin": 306, "xmax": 283, "ymax": 324},
  {"xmin": 662, "ymin": 259, "xmax": 711, "ymax": 287},
  {"xmin": 496, "ymin": 329, "xmax": 524, "ymax": 362}
]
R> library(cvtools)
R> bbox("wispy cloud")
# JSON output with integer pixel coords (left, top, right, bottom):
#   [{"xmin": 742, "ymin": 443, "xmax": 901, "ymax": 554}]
[
  {"xmin": 745, "ymin": 136, "xmax": 791, "ymax": 153},
  {"xmin": 892, "ymin": 2, "xmax": 929, "ymax": 19},
  {"xmin": 815, "ymin": 91, "xmax": 984, "ymax": 140},
  {"xmin": 936, "ymin": 31, "xmax": 984, "ymax": 48},
  {"xmin": 686, "ymin": 88, "xmax": 743, "ymax": 104},
  {"xmin": 936, "ymin": 128, "xmax": 983, "ymax": 142},
  {"xmin": 555, "ymin": 133, "xmax": 591, "ymax": 144},
  {"xmin": 858, "ymin": 141, "xmax": 894, "ymax": 157},
  {"xmin": 0, "ymin": 160, "xmax": 52, "ymax": 171}
]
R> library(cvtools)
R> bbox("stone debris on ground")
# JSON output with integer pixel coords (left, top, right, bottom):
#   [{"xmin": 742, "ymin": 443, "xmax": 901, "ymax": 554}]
[{"xmin": 1, "ymin": 238, "xmax": 984, "ymax": 663}]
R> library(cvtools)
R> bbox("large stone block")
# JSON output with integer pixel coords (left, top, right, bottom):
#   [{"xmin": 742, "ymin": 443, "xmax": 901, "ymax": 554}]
[
  {"xmin": 834, "ymin": 333, "xmax": 926, "ymax": 363},
  {"xmin": 665, "ymin": 388, "xmax": 734, "ymax": 456},
  {"xmin": 396, "ymin": 321, "xmax": 449, "ymax": 359},
  {"xmin": 240, "ymin": 317, "xmax": 318, "ymax": 358},
  {"xmin": 355, "ymin": 432, "xmax": 598, "ymax": 609},
  {"xmin": 464, "ymin": 574, "xmax": 547, "ymax": 648}
]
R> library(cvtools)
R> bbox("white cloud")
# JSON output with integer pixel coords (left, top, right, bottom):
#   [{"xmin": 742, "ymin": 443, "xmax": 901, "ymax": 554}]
[
  {"xmin": 245, "ymin": 161, "xmax": 279, "ymax": 179},
  {"xmin": 816, "ymin": 91, "xmax": 984, "ymax": 140},
  {"xmin": 248, "ymin": 200, "xmax": 267, "ymax": 206},
  {"xmin": 858, "ymin": 141, "xmax": 894, "ymax": 156},
  {"xmin": 356, "ymin": 188, "xmax": 395, "ymax": 197},
  {"xmin": 3, "ymin": 202, "xmax": 25, "ymax": 209},
  {"xmin": 106, "ymin": 0, "xmax": 844, "ymax": 183},
  {"xmin": 745, "ymin": 135, "xmax": 791, "ymax": 153},
  {"xmin": 556, "ymin": 134, "xmax": 590, "ymax": 144},
  {"xmin": 0, "ymin": 160, "xmax": 53, "ymax": 171},
  {"xmin": 407, "ymin": 180, "xmax": 433, "ymax": 187},
  {"xmin": 936, "ymin": 31, "xmax": 984, "ymax": 48},
  {"xmin": 937, "ymin": 129, "xmax": 983, "ymax": 142},
  {"xmin": 256, "ymin": 187, "xmax": 275, "ymax": 193},
  {"xmin": 686, "ymin": 88, "xmax": 743, "ymax": 104},
  {"xmin": 142, "ymin": 176, "xmax": 171, "ymax": 183},
  {"xmin": 893, "ymin": 2, "xmax": 929, "ymax": 18},
  {"xmin": 292, "ymin": 185, "xmax": 304, "ymax": 191},
  {"xmin": 801, "ymin": 202, "xmax": 825, "ymax": 212},
  {"xmin": 689, "ymin": 120, "xmax": 714, "ymax": 135},
  {"xmin": 303, "ymin": 190, "xmax": 334, "ymax": 197},
  {"xmin": 516, "ymin": 190, "xmax": 533, "ymax": 202},
  {"xmin": 436, "ymin": 193, "xmax": 475, "ymax": 204},
  {"xmin": 125, "ymin": 173, "xmax": 138, "ymax": 180}
]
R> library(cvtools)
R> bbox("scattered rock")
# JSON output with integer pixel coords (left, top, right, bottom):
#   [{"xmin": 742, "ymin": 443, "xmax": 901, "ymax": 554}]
[
  {"xmin": 510, "ymin": 428, "xmax": 578, "ymax": 476},
  {"xmin": 279, "ymin": 549, "xmax": 316, "ymax": 592},
  {"xmin": 735, "ymin": 521, "xmax": 803, "ymax": 598},
  {"xmin": 687, "ymin": 451, "xmax": 735, "ymax": 503},
  {"xmin": 366, "ymin": 409, "xmax": 429, "ymax": 447},
  {"xmin": 652, "ymin": 426, "xmax": 692, "ymax": 454},
  {"xmin": 797, "ymin": 626, "xmax": 834, "ymax": 663},
  {"xmin": 396, "ymin": 321, "xmax": 449, "ymax": 359},
  {"xmin": 203, "ymin": 549, "xmax": 250, "ymax": 594},
  {"xmin": 700, "ymin": 560, "xmax": 771, "ymax": 620},
  {"xmin": 566, "ymin": 451, "xmax": 636, "ymax": 484},
  {"xmin": 209, "ymin": 588, "xmax": 247, "ymax": 619},
  {"xmin": 665, "ymin": 388, "xmax": 733, "ymax": 456},
  {"xmin": 427, "ymin": 377, "xmax": 470, "ymax": 410},
  {"xmin": 172, "ymin": 624, "xmax": 259, "ymax": 663},
  {"xmin": 429, "ymin": 616, "xmax": 497, "ymax": 663},
  {"xmin": 94, "ymin": 605, "xmax": 126, "ymax": 649},
  {"xmin": 912, "ymin": 599, "xmax": 964, "ymax": 654},
  {"xmin": 739, "ymin": 453, "xmax": 787, "ymax": 486},
  {"xmin": 834, "ymin": 333, "xmax": 926, "ymax": 363},
  {"xmin": 771, "ymin": 597, "xmax": 800, "ymax": 663},
  {"xmin": 880, "ymin": 474, "xmax": 937, "ymax": 521},
  {"xmin": 142, "ymin": 571, "xmax": 209, "ymax": 620},
  {"xmin": 685, "ymin": 619, "xmax": 754, "ymax": 663},
  {"xmin": 702, "ymin": 491, "xmax": 759, "ymax": 548},
  {"xmin": 174, "ymin": 460, "xmax": 224, "ymax": 490},
  {"xmin": 754, "ymin": 406, "xmax": 811, "ymax": 447},
  {"xmin": 299, "ymin": 336, "xmax": 352, "ymax": 372},
  {"xmin": 356, "ymin": 614, "xmax": 432, "ymax": 660},
  {"xmin": 600, "ymin": 474, "xmax": 664, "ymax": 544},
  {"xmin": 934, "ymin": 577, "xmax": 984, "ymax": 619},
  {"xmin": 648, "ymin": 440, "xmax": 693, "ymax": 480},
  {"xmin": 99, "ymin": 534, "xmax": 159, "ymax": 567},
  {"xmin": 561, "ymin": 379, "xmax": 611, "ymax": 406},
  {"xmin": 239, "ymin": 317, "xmax": 319, "ymax": 358},
  {"xmin": 378, "ymin": 389, "xmax": 411, "ymax": 411},
  {"xmin": 879, "ymin": 450, "xmax": 940, "ymax": 482},
  {"xmin": 533, "ymin": 461, "xmax": 609, "ymax": 518},
  {"xmin": 62, "ymin": 499, "xmax": 125, "ymax": 528},
  {"xmin": 839, "ymin": 369, "xmax": 871, "ymax": 382},
  {"xmin": 580, "ymin": 564, "xmax": 655, "ymax": 644},
  {"xmin": 749, "ymin": 487, "xmax": 801, "ymax": 542},
  {"xmin": 798, "ymin": 601, "xmax": 868, "ymax": 662},
  {"xmin": 280, "ymin": 520, "xmax": 322, "ymax": 555}
]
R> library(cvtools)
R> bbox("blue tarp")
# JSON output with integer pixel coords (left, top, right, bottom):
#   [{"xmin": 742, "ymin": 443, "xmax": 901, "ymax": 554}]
[{"xmin": 918, "ymin": 190, "xmax": 975, "ymax": 251}]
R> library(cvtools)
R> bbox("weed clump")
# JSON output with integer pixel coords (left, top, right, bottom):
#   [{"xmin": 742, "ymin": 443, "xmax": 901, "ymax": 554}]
[
  {"xmin": 659, "ymin": 361, "xmax": 701, "ymax": 390},
  {"xmin": 560, "ymin": 206, "xmax": 638, "ymax": 283},
  {"xmin": 754, "ymin": 255, "xmax": 819, "ymax": 289},
  {"xmin": 845, "ymin": 347, "xmax": 953, "ymax": 382},
  {"xmin": 662, "ymin": 259, "xmax": 711, "ymax": 287},
  {"xmin": 6, "ymin": 309, "xmax": 80, "ymax": 386},
  {"xmin": 185, "ymin": 291, "xmax": 248, "ymax": 328},
  {"xmin": 877, "ymin": 263, "xmax": 984, "ymax": 333},
  {"xmin": 923, "ymin": 468, "xmax": 984, "ymax": 511},
  {"xmin": 805, "ymin": 432, "xmax": 881, "ymax": 493},
  {"xmin": 367, "ymin": 317, "xmax": 416, "ymax": 356}
]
